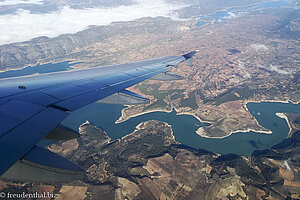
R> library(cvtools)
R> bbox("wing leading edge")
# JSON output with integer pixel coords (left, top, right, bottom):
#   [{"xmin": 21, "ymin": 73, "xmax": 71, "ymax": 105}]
[{"xmin": 0, "ymin": 50, "xmax": 198, "ymax": 182}]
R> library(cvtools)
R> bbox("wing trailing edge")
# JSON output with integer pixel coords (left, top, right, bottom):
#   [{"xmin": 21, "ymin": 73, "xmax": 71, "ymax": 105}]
[
  {"xmin": 44, "ymin": 124, "xmax": 79, "ymax": 140},
  {"xmin": 98, "ymin": 89, "xmax": 150, "ymax": 105},
  {"xmin": 150, "ymin": 71, "xmax": 183, "ymax": 80}
]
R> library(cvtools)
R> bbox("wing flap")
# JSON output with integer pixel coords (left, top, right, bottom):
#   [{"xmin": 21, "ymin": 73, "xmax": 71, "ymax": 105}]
[
  {"xmin": 98, "ymin": 90, "xmax": 150, "ymax": 105},
  {"xmin": 0, "ymin": 105, "xmax": 68, "ymax": 175},
  {"xmin": 150, "ymin": 72, "xmax": 183, "ymax": 81},
  {"xmin": 1, "ymin": 146, "xmax": 84, "ymax": 182},
  {"xmin": 23, "ymin": 145, "xmax": 82, "ymax": 172},
  {"xmin": 45, "ymin": 124, "xmax": 79, "ymax": 140},
  {"xmin": 123, "ymin": 68, "xmax": 152, "ymax": 77}
]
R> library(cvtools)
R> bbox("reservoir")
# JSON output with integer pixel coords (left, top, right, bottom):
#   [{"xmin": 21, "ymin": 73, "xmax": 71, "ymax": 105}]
[
  {"xmin": 1, "ymin": 61, "xmax": 299, "ymax": 156},
  {"xmin": 62, "ymin": 102, "xmax": 300, "ymax": 156},
  {"xmin": 195, "ymin": 0, "xmax": 291, "ymax": 26},
  {"xmin": 0, "ymin": 61, "xmax": 80, "ymax": 78}
]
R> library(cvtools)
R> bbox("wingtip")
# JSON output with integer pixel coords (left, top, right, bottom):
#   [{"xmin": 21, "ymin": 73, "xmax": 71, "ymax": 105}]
[{"xmin": 182, "ymin": 50, "xmax": 199, "ymax": 59}]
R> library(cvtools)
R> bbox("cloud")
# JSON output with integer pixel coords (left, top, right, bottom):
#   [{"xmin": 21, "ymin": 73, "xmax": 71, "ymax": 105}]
[
  {"xmin": 0, "ymin": 0, "xmax": 185, "ymax": 45},
  {"xmin": 0, "ymin": 0, "xmax": 43, "ymax": 6},
  {"xmin": 269, "ymin": 65, "xmax": 291, "ymax": 75},
  {"xmin": 223, "ymin": 12, "xmax": 237, "ymax": 19},
  {"xmin": 249, "ymin": 44, "xmax": 269, "ymax": 51}
]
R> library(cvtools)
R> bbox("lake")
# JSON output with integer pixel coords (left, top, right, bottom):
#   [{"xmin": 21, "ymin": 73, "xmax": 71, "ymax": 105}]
[
  {"xmin": 1, "ymin": 61, "xmax": 299, "ymax": 156},
  {"xmin": 0, "ymin": 61, "xmax": 81, "ymax": 78},
  {"xmin": 196, "ymin": 0, "xmax": 292, "ymax": 26},
  {"xmin": 62, "ymin": 101, "xmax": 300, "ymax": 156}
]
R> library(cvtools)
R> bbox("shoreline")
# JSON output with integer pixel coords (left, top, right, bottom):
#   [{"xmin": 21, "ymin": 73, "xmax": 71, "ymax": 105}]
[
  {"xmin": 120, "ymin": 120, "xmax": 176, "ymax": 142},
  {"xmin": 196, "ymin": 127, "xmax": 273, "ymax": 139},
  {"xmin": 120, "ymin": 121, "xmax": 144, "ymax": 141},
  {"xmin": 115, "ymin": 100, "xmax": 300, "ymax": 139},
  {"xmin": 0, "ymin": 59, "xmax": 84, "ymax": 74},
  {"xmin": 176, "ymin": 111, "xmax": 213, "ymax": 124},
  {"xmin": 116, "ymin": 106, "xmax": 213, "ymax": 125},
  {"xmin": 241, "ymin": 100, "xmax": 300, "ymax": 134},
  {"xmin": 242, "ymin": 99, "xmax": 300, "ymax": 106},
  {"xmin": 275, "ymin": 113, "xmax": 293, "ymax": 137},
  {"xmin": 115, "ymin": 107, "xmax": 173, "ymax": 124}
]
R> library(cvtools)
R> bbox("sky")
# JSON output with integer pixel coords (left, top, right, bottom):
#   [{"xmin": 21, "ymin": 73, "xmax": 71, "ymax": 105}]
[{"xmin": 0, "ymin": 0, "xmax": 184, "ymax": 45}]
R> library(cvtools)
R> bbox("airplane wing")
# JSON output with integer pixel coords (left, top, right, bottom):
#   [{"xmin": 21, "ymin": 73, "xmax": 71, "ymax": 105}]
[{"xmin": 0, "ymin": 50, "xmax": 198, "ymax": 182}]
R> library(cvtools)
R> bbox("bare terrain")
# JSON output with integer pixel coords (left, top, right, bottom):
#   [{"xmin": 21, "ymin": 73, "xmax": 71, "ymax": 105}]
[
  {"xmin": 0, "ymin": 1, "xmax": 299, "ymax": 199},
  {"xmin": 1, "ymin": 121, "xmax": 300, "ymax": 199},
  {"xmin": 0, "ymin": 4, "xmax": 299, "ymax": 138}
]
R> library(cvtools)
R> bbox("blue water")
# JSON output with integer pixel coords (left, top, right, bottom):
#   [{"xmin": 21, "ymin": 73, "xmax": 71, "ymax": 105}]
[
  {"xmin": 62, "ymin": 101, "xmax": 300, "ymax": 156},
  {"xmin": 207, "ymin": 11, "xmax": 239, "ymax": 21},
  {"xmin": 196, "ymin": 0, "xmax": 291, "ymax": 26},
  {"xmin": 1, "ymin": 57, "xmax": 299, "ymax": 156},
  {"xmin": 250, "ymin": 0, "xmax": 290, "ymax": 10},
  {"xmin": 0, "ymin": 61, "xmax": 81, "ymax": 78},
  {"xmin": 195, "ymin": 21, "xmax": 210, "ymax": 26}
]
